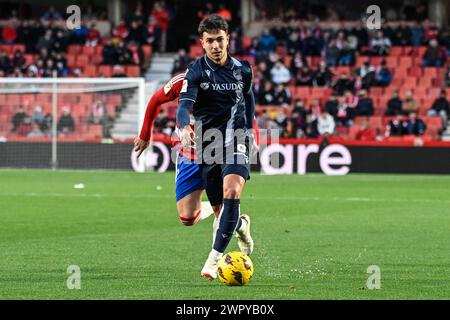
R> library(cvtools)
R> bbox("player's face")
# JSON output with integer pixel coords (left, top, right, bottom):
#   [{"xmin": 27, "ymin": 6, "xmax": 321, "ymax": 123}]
[{"xmin": 200, "ymin": 30, "xmax": 229, "ymax": 65}]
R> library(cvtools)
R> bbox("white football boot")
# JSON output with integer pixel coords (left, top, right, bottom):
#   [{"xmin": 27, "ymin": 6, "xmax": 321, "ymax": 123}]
[
  {"xmin": 236, "ymin": 214, "xmax": 254, "ymax": 255},
  {"xmin": 201, "ymin": 249, "xmax": 222, "ymax": 280}
]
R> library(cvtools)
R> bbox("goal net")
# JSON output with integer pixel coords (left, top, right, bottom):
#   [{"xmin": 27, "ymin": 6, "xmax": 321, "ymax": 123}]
[{"xmin": 0, "ymin": 77, "xmax": 147, "ymax": 170}]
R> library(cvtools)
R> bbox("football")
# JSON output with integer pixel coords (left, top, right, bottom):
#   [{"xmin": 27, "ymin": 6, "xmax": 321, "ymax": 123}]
[{"xmin": 217, "ymin": 252, "xmax": 254, "ymax": 286}]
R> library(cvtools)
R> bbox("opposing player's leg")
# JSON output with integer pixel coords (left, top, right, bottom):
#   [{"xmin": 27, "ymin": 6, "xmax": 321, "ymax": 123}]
[{"xmin": 175, "ymin": 154, "xmax": 211, "ymax": 226}]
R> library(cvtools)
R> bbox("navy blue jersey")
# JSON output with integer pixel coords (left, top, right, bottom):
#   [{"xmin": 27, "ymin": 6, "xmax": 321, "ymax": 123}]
[{"xmin": 177, "ymin": 55, "xmax": 253, "ymax": 147}]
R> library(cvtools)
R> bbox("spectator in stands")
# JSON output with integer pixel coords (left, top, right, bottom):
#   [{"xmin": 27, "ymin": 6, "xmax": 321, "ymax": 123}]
[
  {"xmin": 36, "ymin": 30, "xmax": 53, "ymax": 53},
  {"xmin": 324, "ymin": 39, "xmax": 340, "ymax": 66},
  {"xmin": 338, "ymin": 41, "xmax": 356, "ymax": 66},
  {"xmin": 385, "ymin": 90, "xmax": 403, "ymax": 115},
  {"xmin": 394, "ymin": 21, "xmax": 412, "ymax": 46},
  {"xmin": 273, "ymin": 84, "xmax": 292, "ymax": 106},
  {"xmin": 52, "ymin": 30, "xmax": 69, "ymax": 53},
  {"xmin": 57, "ymin": 107, "xmax": 75, "ymax": 133},
  {"xmin": 259, "ymin": 29, "xmax": 277, "ymax": 56},
  {"xmin": 313, "ymin": 61, "xmax": 333, "ymax": 87},
  {"xmin": 289, "ymin": 51, "xmax": 307, "ymax": 75},
  {"xmin": 28, "ymin": 104, "xmax": 42, "ymax": 124},
  {"xmin": 286, "ymin": 31, "xmax": 301, "ymax": 55},
  {"xmin": 71, "ymin": 21, "xmax": 89, "ymax": 45},
  {"xmin": 375, "ymin": 60, "xmax": 392, "ymax": 87},
  {"xmin": 11, "ymin": 106, "xmax": 27, "ymax": 133},
  {"xmin": 0, "ymin": 49, "xmax": 12, "ymax": 74},
  {"xmin": 422, "ymin": 39, "xmax": 446, "ymax": 67},
  {"xmin": 146, "ymin": 15, "xmax": 161, "ymax": 50},
  {"xmin": 150, "ymin": 1, "xmax": 170, "ymax": 53},
  {"xmin": 116, "ymin": 41, "xmax": 134, "ymax": 65},
  {"xmin": 409, "ymin": 21, "xmax": 424, "ymax": 46},
  {"xmin": 324, "ymin": 95, "xmax": 339, "ymax": 117},
  {"xmin": 294, "ymin": 65, "xmax": 313, "ymax": 86},
  {"xmin": 112, "ymin": 19, "xmax": 129, "ymax": 45},
  {"xmin": 385, "ymin": 114, "xmax": 406, "ymax": 137},
  {"xmin": 427, "ymin": 90, "xmax": 449, "ymax": 130},
  {"xmin": 197, "ymin": 2, "xmax": 214, "ymax": 21},
  {"xmin": 27, "ymin": 123, "xmax": 45, "ymax": 138},
  {"xmin": 54, "ymin": 52, "xmax": 68, "ymax": 76},
  {"xmin": 41, "ymin": 6, "xmax": 63, "ymax": 21},
  {"xmin": 356, "ymin": 61, "xmax": 376, "ymax": 89},
  {"xmin": 111, "ymin": 65, "xmax": 127, "ymax": 77},
  {"xmin": 290, "ymin": 99, "xmax": 307, "ymax": 138},
  {"xmin": 102, "ymin": 38, "xmax": 118, "ymax": 65},
  {"xmin": 445, "ymin": 64, "xmax": 450, "ymax": 87},
  {"xmin": 89, "ymin": 101, "xmax": 114, "ymax": 138},
  {"xmin": 127, "ymin": 20, "xmax": 147, "ymax": 46},
  {"xmin": 257, "ymin": 81, "xmax": 275, "ymax": 105},
  {"xmin": 216, "ymin": 4, "xmax": 232, "ymax": 22},
  {"xmin": 16, "ymin": 116, "xmax": 32, "ymax": 136},
  {"xmin": 247, "ymin": 37, "xmax": 262, "ymax": 59},
  {"xmin": 332, "ymin": 72, "xmax": 353, "ymax": 96},
  {"xmin": 402, "ymin": 90, "xmax": 418, "ymax": 115},
  {"xmin": 270, "ymin": 60, "xmax": 291, "ymax": 85},
  {"xmin": 42, "ymin": 59, "xmax": 57, "ymax": 78},
  {"xmin": 405, "ymin": 112, "xmax": 426, "ymax": 136},
  {"xmin": 86, "ymin": 23, "xmax": 102, "ymax": 47},
  {"xmin": 303, "ymin": 113, "xmax": 319, "ymax": 138},
  {"xmin": 369, "ymin": 30, "xmax": 391, "ymax": 56},
  {"xmin": 174, "ymin": 48, "xmax": 190, "ymax": 71},
  {"xmin": 355, "ymin": 117, "xmax": 377, "ymax": 141},
  {"xmin": 423, "ymin": 20, "xmax": 440, "ymax": 44},
  {"xmin": 335, "ymin": 96, "xmax": 352, "ymax": 126},
  {"xmin": 1, "ymin": 21, "xmax": 17, "ymax": 44},
  {"xmin": 317, "ymin": 110, "xmax": 335, "ymax": 136},
  {"xmin": 229, "ymin": 31, "xmax": 243, "ymax": 56},
  {"xmin": 355, "ymin": 90, "xmax": 374, "ymax": 116}
]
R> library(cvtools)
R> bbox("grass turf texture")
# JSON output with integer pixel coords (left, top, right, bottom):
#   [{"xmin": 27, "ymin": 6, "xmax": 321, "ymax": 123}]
[{"xmin": 0, "ymin": 169, "xmax": 449, "ymax": 299}]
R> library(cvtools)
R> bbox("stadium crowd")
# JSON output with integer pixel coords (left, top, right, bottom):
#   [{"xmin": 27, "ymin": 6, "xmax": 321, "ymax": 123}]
[{"xmin": 1, "ymin": 1, "xmax": 450, "ymax": 141}]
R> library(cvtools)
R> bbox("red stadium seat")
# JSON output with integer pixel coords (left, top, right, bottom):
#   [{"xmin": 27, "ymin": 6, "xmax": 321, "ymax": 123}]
[
  {"xmin": 408, "ymin": 66, "xmax": 423, "ymax": 77},
  {"xmin": 425, "ymin": 117, "xmax": 442, "ymax": 130},
  {"xmin": 385, "ymin": 56, "xmax": 398, "ymax": 68},
  {"xmin": 11, "ymin": 44, "xmax": 25, "ymax": 53},
  {"xmin": 67, "ymin": 54, "xmax": 76, "ymax": 67},
  {"xmin": 189, "ymin": 45, "xmax": 203, "ymax": 59},
  {"xmin": 82, "ymin": 46, "xmax": 96, "ymax": 56},
  {"xmin": 83, "ymin": 65, "xmax": 97, "ymax": 77},
  {"xmin": 390, "ymin": 47, "xmax": 403, "ymax": 56},
  {"xmin": 125, "ymin": 65, "xmax": 140, "ymax": 77},
  {"xmin": 76, "ymin": 55, "xmax": 89, "ymax": 68},
  {"xmin": 399, "ymin": 57, "xmax": 412, "ymax": 68},
  {"xmin": 68, "ymin": 45, "xmax": 82, "ymax": 55},
  {"xmin": 98, "ymin": 65, "xmax": 113, "ymax": 77},
  {"xmin": 142, "ymin": 45, "xmax": 152, "ymax": 59},
  {"xmin": 423, "ymin": 68, "xmax": 438, "ymax": 79}
]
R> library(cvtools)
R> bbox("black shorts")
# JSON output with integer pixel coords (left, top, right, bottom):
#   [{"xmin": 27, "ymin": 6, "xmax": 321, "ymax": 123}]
[{"xmin": 200, "ymin": 139, "xmax": 251, "ymax": 206}]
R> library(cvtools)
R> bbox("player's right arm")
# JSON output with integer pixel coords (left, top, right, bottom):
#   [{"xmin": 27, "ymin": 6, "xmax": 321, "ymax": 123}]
[
  {"xmin": 134, "ymin": 73, "xmax": 185, "ymax": 158},
  {"xmin": 177, "ymin": 66, "xmax": 200, "ymax": 147}
]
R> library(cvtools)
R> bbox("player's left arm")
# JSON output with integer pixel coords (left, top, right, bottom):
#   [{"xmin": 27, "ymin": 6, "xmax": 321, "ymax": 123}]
[{"xmin": 242, "ymin": 61, "xmax": 259, "ymax": 150}]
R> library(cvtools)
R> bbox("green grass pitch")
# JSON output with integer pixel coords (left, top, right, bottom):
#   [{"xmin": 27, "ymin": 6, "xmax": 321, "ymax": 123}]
[{"xmin": 1, "ymin": 169, "xmax": 450, "ymax": 299}]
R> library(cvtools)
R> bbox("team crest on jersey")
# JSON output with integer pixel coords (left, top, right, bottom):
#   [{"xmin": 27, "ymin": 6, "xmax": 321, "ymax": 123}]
[
  {"xmin": 200, "ymin": 82, "xmax": 210, "ymax": 90},
  {"xmin": 233, "ymin": 68, "xmax": 242, "ymax": 81}
]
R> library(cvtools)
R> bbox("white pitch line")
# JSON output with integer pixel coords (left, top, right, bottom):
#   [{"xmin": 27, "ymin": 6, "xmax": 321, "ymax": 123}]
[{"xmin": 0, "ymin": 193, "xmax": 449, "ymax": 204}]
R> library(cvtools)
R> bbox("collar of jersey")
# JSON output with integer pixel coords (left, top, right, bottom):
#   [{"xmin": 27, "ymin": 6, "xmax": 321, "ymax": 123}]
[{"xmin": 204, "ymin": 54, "xmax": 235, "ymax": 71}]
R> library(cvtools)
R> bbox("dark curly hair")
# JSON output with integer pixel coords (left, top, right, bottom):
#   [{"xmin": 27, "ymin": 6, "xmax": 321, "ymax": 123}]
[{"xmin": 198, "ymin": 14, "xmax": 229, "ymax": 36}]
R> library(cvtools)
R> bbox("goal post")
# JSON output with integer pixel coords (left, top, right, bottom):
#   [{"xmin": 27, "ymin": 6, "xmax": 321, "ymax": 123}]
[{"xmin": 0, "ymin": 77, "xmax": 146, "ymax": 170}]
